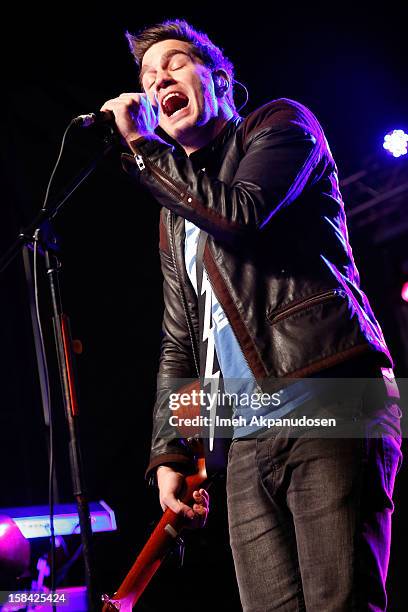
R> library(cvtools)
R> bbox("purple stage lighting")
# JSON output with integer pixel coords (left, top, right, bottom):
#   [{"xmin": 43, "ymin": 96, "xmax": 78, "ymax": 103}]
[{"xmin": 383, "ymin": 129, "xmax": 408, "ymax": 157}]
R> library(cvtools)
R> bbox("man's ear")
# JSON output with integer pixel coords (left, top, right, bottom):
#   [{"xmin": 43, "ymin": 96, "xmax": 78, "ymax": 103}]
[{"xmin": 212, "ymin": 70, "xmax": 229, "ymax": 97}]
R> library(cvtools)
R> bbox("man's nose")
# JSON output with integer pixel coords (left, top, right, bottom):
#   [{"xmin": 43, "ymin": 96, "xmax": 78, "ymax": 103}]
[
  {"xmin": 155, "ymin": 72, "xmax": 176, "ymax": 95},
  {"xmin": 152, "ymin": 71, "xmax": 177, "ymax": 109}
]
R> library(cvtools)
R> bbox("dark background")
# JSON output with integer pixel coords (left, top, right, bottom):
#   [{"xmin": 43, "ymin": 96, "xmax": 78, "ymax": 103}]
[{"xmin": 1, "ymin": 3, "xmax": 408, "ymax": 610}]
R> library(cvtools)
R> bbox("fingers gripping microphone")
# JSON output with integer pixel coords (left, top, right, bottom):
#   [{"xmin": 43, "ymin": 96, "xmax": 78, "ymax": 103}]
[{"xmin": 71, "ymin": 110, "xmax": 115, "ymax": 128}]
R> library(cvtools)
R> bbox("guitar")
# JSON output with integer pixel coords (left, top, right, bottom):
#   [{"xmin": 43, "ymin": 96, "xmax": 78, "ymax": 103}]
[{"xmin": 102, "ymin": 380, "xmax": 208, "ymax": 611}]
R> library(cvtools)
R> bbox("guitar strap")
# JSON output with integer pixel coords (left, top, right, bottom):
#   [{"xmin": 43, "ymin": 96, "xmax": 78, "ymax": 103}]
[{"xmin": 195, "ymin": 230, "xmax": 232, "ymax": 477}]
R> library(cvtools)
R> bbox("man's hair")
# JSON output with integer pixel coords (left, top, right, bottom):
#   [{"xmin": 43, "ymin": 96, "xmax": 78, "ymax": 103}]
[{"xmin": 126, "ymin": 19, "xmax": 236, "ymax": 112}]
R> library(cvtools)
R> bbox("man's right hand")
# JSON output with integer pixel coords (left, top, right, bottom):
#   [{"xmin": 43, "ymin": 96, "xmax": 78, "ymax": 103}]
[
  {"xmin": 100, "ymin": 92, "xmax": 158, "ymax": 146},
  {"xmin": 156, "ymin": 465, "xmax": 209, "ymax": 528}
]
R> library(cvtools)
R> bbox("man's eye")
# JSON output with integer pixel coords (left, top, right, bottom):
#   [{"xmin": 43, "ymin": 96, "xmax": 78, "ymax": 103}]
[{"xmin": 170, "ymin": 62, "xmax": 185, "ymax": 71}]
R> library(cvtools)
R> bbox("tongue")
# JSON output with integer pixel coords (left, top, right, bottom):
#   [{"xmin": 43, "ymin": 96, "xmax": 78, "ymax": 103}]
[{"xmin": 165, "ymin": 95, "xmax": 189, "ymax": 116}]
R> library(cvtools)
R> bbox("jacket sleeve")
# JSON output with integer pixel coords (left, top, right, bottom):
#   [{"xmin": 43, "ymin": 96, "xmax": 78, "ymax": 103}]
[
  {"xmin": 124, "ymin": 99, "xmax": 329, "ymax": 246},
  {"xmin": 144, "ymin": 210, "xmax": 198, "ymax": 483}
]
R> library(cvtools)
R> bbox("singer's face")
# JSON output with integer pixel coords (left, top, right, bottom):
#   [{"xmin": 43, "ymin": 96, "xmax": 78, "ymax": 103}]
[{"xmin": 141, "ymin": 39, "xmax": 220, "ymax": 146}]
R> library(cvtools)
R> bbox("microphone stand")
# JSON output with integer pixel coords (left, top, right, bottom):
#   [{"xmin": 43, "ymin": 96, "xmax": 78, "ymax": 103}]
[{"xmin": 0, "ymin": 126, "xmax": 117, "ymax": 611}]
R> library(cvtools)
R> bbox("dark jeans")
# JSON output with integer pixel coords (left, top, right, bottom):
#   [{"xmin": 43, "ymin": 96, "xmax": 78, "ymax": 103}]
[{"xmin": 226, "ymin": 376, "xmax": 403, "ymax": 611}]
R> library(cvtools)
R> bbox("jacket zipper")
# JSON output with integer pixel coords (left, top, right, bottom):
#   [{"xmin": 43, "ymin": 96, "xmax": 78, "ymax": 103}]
[
  {"xmin": 168, "ymin": 210, "xmax": 200, "ymax": 377},
  {"xmin": 145, "ymin": 157, "xmax": 192, "ymax": 203},
  {"xmin": 268, "ymin": 289, "xmax": 345, "ymax": 325}
]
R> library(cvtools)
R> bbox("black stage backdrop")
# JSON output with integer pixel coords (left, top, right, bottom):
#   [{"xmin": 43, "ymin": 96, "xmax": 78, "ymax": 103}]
[{"xmin": 1, "ymin": 3, "xmax": 407, "ymax": 610}]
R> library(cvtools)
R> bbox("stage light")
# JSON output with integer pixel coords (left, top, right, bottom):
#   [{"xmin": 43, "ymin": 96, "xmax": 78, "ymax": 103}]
[
  {"xmin": 401, "ymin": 282, "xmax": 408, "ymax": 302},
  {"xmin": 0, "ymin": 515, "xmax": 30, "ymax": 577},
  {"xmin": 383, "ymin": 129, "xmax": 408, "ymax": 158}
]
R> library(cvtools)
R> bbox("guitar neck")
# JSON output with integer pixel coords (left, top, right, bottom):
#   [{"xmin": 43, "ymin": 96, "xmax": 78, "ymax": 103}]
[{"xmin": 103, "ymin": 458, "xmax": 207, "ymax": 611}]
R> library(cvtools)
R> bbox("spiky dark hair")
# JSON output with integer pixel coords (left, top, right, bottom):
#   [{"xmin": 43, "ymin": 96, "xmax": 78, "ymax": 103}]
[{"xmin": 126, "ymin": 19, "xmax": 236, "ymax": 111}]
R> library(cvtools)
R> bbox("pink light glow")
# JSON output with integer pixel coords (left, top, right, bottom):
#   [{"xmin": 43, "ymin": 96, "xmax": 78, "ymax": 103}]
[
  {"xmin": 0, "ymin": 522, "xmax": 10, "ymax": 537},
  {"xmin": 401, "ymin": 281, "xmax": 408, "ymax": 302}
]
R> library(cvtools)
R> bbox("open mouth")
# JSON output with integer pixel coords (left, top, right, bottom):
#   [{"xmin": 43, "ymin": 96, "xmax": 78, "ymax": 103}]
[{"xmin": 161, "ymin": 92, "xmax": 189, "ymax": 118}]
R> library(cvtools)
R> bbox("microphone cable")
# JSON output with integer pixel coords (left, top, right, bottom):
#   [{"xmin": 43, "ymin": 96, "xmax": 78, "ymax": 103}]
[
  {"xmin": 41, "ymin": 121, "xmax": 75, "ymax": 212},
  {"xmin": 33, "ymin": 228, "xmax": 56, "ymax": 606},
  {"xmin": 33, "ymin": 115, "xmax": 78, "ymax": 603}
]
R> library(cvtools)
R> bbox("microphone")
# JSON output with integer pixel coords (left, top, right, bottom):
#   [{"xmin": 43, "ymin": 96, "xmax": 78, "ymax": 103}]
[{"xmin": 71, "ymin": 110, "xmax": 115, "ymax": 128}]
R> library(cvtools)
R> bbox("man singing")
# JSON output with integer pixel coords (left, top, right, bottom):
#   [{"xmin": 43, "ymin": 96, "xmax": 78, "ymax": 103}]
[{"xmin": 101, "ymin": 19, "xmax": 403, "ymax": 611}]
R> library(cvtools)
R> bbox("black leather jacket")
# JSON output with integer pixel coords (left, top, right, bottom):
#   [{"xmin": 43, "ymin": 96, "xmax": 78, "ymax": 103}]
[{"xmin": 122, "ymin": 98, "xmax": 392, "ymax": 479}]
